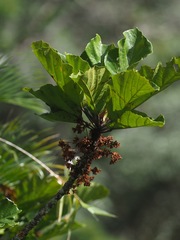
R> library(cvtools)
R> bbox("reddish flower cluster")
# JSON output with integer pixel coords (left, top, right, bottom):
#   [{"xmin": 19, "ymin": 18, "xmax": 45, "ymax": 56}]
[
  {"xmin": 95, "ymin": 136, "xmax": 121, "ymax": 164},
  {"xmin": 59, "ymin": 119, "xmax": 121, "ymax": 187},
  {"xmin": 58, "ymin": 140, "xmax": 76, "ymax": 168}
]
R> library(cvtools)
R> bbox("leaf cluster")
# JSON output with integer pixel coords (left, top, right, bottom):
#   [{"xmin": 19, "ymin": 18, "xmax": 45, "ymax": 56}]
[{"xmin": 27, "ymin": 28, "xmax": 180, "ymax": 130}]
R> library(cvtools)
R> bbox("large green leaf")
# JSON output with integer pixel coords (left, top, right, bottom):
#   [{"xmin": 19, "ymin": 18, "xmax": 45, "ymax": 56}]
[
  {"xmin": 106, "ymin": 70, "xmax": 165, "ymax": 129},
  {"xmin": 80, "ymin": 34, "xmax": 103, "ymax": 66},
  {"xmin": 150, "ymin": 57, "xmax": 180, "ymax": 90},
  {"xmin": 140, "ymin": 58, "xmax": 180, "ymax": 91},
  {"xmin": 109, "ymin": 110, "xmax": 165, "ymax": 129},
  {"xmin": 105, "ymin": 28, "xmax": 153, "ymax": 73},
  {"xmin": 119, "ymin": 28, "xmax": 153, "ymax": 69},
  {"xmin": 32, "ymin": 41, "xmax": 72, "ymax": 88},
  {"xmin": 25, "ymin": 84, "xmax": 82, "ymax": 123},
  {"xmin": 133, "ymin": 57, "xmax": 180, "ymax": 108},
  {"xmin": 109, "ymin": 70, "xmax": 157, "ymax": 112},
  {"xmin": 0, "ymin": 197, "xmax": 21, "ymax": 229}
]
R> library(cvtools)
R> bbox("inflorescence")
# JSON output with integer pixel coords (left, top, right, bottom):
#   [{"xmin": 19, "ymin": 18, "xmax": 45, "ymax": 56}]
[{"xmin": 59, "ymin": 111, "xmax": 121, "ymax": 187}]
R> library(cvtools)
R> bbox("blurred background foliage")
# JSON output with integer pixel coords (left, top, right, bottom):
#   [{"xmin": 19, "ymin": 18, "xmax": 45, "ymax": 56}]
[{"xmin": 0, "ymin": 0, "xmax": 180, "ymax": 239}]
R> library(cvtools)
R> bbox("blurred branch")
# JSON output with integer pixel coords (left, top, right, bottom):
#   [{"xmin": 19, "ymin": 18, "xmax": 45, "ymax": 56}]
[
  {"xmin": 12, "ymin": 175, "xmax": 75, "ymax": 240},
  {"xmin": 0, "ymin": 137, "xmax": 63, "ymax": 184},
  {"xmin": 12, "ymin": 141, "xmax": 97, "ymax": 239}
]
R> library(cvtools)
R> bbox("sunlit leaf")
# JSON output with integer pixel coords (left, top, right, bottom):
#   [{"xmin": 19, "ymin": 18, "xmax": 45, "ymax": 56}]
[
  {"xmin": 81, "ymin": 34, "xmax": 115, "ymax": 67},
  {"xmin": 150, "ymin": 58, "xmax": 180, "ymax": 91},
  {"xmin": 32, "ymin": 41, "xmax": 72, "ymax": 88},
  {"xmin": 109, "ymin": 70, "xmax": 157, "ymax": 112},
  {"xmin": 110, "ymin": 110, "xmax": 165, "ymax": 129},
  {"xmin": 134, "ymin": 57, "xmax": 180, "ymax": 108},
  {"xmin": 78, "ymin": 66, "xmax": 110, "ymax": 113},
  {"xmin": 105, "ymin": 28, "xmax": 153, "ymax": 73},
  {"xmin": 66, "ymin": 54, "xmax": 90, "ymax": 74},
  {"xmin": 80, "ymin": 34, "xmax": 102, "ymax": 65},
  {"xmin": 104, "ymin": 48, "xmax": 119, "ymax": 75},
  {"xmin": 119, "ymin": 28, "xmax": 153, "ymax": 70}
]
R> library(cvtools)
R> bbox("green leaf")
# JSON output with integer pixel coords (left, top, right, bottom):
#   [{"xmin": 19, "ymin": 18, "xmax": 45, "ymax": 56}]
[
  {"xmin": 119, "ymin": 28, "xmax": 153, "ymax": 70},
  {"xmin": 107, "ymin": 68, "xmax": 166, "ymax": 129},
  {"xmin": 16, "ymin": 175, "xmax": 61, "ymax": 212},
  {"xmin": 104, "ymin": 48, "xmax": 119, "ymax": 75},
  {"xmin": 110, "ymin": 110, "xmax": 165, "ymax": 129},
  {"xmin": 66, "ymin": 54, "xmax": 90, "ymax": 74},
  {"xmin": 81, "ymin": 34, "xmax": 102, "ymax": 66},
  {"xmin": 109, "ymin": 70, "xmax": 157, "ymax": 112},
  {"xmin": 139, "ymin": 65, "xmax": 154, "ymax": 80},
  {"xmin": 105, "ymin": 28, "xmax": 153, "ymax": 73},
  {"xmin": 79, "ymin": 200, "xmax": 116, "ymax": 218},
  {"xmin": 25, "ymin": 84, "xmax": 82, "ymax": 123},
  {"xmin": 63, "ymin": 79, "xmax": 84, "ymax": 106},
  {"xmin": 81, "ymin": 34, "xmax": 115, "ymax": 67},
  {"xmin": 151, "ymin": 57, "xmax": 180, "ymax": 91},
  {"xmin": 78, "ymin": 66, "xmax": 110, "ymax": 113},
  {"xmin": 135, "ymin": 57, "xmax": 180, "ymax": 108},
  {"xmin": 77, "ymin": 182, "xmax": 109, "ymax": 203},
  {"xmin": 0, "ymin": 197, "xmax": 21, "ymax": 229},
  {"xmin": 40, "ymin": 111, "xmax": 78, "ymax": 123},
  {"xmin": 32, "ymin": 41, "xmax": 72, "ymax": 88},
  {"xmin": 74, "ymin": 183, "xmax": 115, "ymax": 220}
]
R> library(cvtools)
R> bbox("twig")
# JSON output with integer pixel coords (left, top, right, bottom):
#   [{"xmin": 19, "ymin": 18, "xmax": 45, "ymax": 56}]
[
  {"xmin": 12, "ymin": 176, "xmax": 76, "ymax": 240},
  {"xmin": 12, "ymin": 144, "xmax": 95, "ymax": 239}
]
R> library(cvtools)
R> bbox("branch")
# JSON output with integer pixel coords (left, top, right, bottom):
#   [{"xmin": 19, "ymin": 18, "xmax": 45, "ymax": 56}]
[
  {"xmin": 12, "ymin": 145, "xmax": 95, "ymax": 239},
  {"xmin": 12, "ymin": 128, "xmax": 120, "ymax": 238},
  {"xmin": 12, "ymin": 176, "xmax": 75, "ymax": 240}
]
